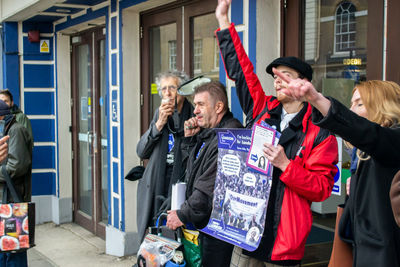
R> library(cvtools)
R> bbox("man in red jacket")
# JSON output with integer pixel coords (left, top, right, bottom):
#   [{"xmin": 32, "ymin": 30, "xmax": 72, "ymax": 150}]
[{"xmin": 215, "ymin": 0, "xmax": 338, "ymax": 266}]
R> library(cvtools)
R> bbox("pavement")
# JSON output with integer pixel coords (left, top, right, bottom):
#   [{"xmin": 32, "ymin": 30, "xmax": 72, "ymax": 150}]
[
  {"xmin": 26, "ymin": 221, "xmax": 333, "ymax": 267},
  {"xmin": 27, "ymin": 222, "xmax": 137, "ymax": 267}
]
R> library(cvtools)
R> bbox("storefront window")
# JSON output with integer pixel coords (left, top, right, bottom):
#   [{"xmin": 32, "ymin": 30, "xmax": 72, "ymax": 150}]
[
  {"xmin": 304, "ymin": 0, "xmax": 368, "ymax": 163},
  {"xmin": 192, "ymin": 13, "xmax": 219, "ymax": 80},
  {"xmin": 335, "ymin": 2, "xmax": 357, "ymax": 53}
]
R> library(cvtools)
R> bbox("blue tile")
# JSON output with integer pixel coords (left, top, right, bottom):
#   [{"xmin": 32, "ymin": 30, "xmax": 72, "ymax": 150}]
[
  {"xmin": 112, "ymin": 126, "xmax": 118, "ymax": 158},
  {"xmin": 113, "ymin": 196, "xmax": 119, "ymax": 228},
  {"xmin": 3, "ymin": 22, "xmax": 18, "ymax": 53},
  {"xmin": 32, "ymin": 146, "xmax": 55, "ymax": 169},
  {"xmin": 111, "ymin": 17, "xmax": 117, "ymax": 49},
  {"xmin": 23, "ymin": 64, "xmax": 54, "ymax": 88},
  {"xmin": 113, "ymin": 162, "xmax": 119, "ymax": 194},
  {"xmin": 111, "ymin": 53, "xmax": 117, "ymax": 86},
  {"xmin": 32, "ymin": 172, "xmax": 56, "ymax": 196},
  {"xmin": 231, "ymin": 87, "xmax": 243, "ymax": 124},
  {"xmin": 231, "ymin": 0, "xmax": 243, "ymax": 25},
  {"xmin": 30, "ymin": 119, "xmax": 55, "ymax": 142},
  {"xmin": 249, "ymin": 0, "xmax": 257, "ymax": 71},
  {"xmin": 111, "ymin": 0, "xmax": 117, "ymax": 13},
  {"xmin": 24, "ymin": 92, "xmax": 54, "ymax": 115}
]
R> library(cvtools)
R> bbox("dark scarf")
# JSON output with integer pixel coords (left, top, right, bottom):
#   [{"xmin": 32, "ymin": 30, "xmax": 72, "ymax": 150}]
[
  {"xmin": 168, "ymin": 98, "xmax": 194, "ymax": 194},
  {"xmin": 153, "ymin": 99, "xmax": 193, "ymax": 221},
  {"xmin": 3, "ymin": 114, "xmax": 15, "ymax": 135}
]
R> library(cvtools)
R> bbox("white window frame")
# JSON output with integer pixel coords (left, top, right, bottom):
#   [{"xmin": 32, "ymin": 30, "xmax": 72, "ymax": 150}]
[
  {"xmin": 213, "ymin": 37, "xmax": 220, "ymax": 72},
  {"xmin": 168, "ymin": 40, "xmax": 177, "ymax": 70},
  {"xmin": 333, "ymin": 1, "xmax": 356, "ymax": 57},
  {"xmin": 193, "ymin": 39, "xmax": 202, "ymax": 74}
]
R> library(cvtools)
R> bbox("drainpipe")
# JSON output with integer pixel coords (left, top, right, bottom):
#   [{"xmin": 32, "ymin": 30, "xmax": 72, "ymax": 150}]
[{"xmin": 382, "ymin": 0, "xmax": 387, "ymax": 80}]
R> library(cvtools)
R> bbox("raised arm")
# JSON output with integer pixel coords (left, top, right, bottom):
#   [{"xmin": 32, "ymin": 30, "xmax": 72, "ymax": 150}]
[
  {"xmin": 273, "ymin": 67, "xmax": 400, "ymax": 166},
  {"xmin": 215, "ymin": 0, "xmax": 272, "ymax": 124}
]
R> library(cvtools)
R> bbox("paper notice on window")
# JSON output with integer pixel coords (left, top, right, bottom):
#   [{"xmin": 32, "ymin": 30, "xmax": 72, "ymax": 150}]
[{"xmin": 246, "ymin": 124, "xmax": 276, "ymax": 175}]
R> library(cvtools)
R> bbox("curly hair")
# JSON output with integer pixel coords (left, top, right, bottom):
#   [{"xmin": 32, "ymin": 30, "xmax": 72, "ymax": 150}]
[{"xmin": 155, "ymin": 70, "xmax": 189, "ymax": 97}]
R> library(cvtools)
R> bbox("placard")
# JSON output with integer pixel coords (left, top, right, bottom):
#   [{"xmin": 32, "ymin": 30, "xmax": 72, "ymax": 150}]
[{"xmin": 201, "ymin": 129, "xmax": 272, "ymax": 251}]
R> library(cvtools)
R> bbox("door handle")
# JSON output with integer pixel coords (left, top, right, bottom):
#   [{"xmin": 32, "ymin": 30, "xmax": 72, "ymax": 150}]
[
  {"xmin": 93, "ymin": 132, "xmax": 98, "ymax": 154},
  {"xmin": 87, "ymin": 131, "xmax": 93, "ymax": 153}
]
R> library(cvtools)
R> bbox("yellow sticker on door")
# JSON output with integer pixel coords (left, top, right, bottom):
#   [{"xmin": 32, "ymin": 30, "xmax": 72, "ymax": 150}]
[
  {"xmin": 151, "ymin": 83, "xmax": 158, "ymax": 95},
  {"xmin": 40, "ymin": 40, "xmax": 50, "ymax": 53}
]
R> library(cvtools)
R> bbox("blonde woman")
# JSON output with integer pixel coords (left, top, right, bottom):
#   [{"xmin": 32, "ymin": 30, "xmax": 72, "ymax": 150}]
[{"xmin": 274, "ymin": 70, "xmax": 400, "ymax": 267}]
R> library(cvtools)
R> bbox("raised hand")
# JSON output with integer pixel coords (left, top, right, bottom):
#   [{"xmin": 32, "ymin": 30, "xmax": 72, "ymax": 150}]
[
  {"xmin": 155, "ymin": 99, "xmax": 175, "ymax": 131},
  {"xmin": 184, "ymin": 117, "xmax": 201, "ymax": 137},
  {"xmin": 272, "ymin": 67, "xmax": 318, "ymax": 102},
  {"xmin": 216, "ymin": 0, "xmax": 231, "ymax": 29},
  {"xmin": 272, "ymin": 67, "xmax": 331, "ymax": 116}
]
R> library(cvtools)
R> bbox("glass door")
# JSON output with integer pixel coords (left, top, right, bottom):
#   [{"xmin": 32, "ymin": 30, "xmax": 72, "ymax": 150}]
[
  {"xmin": 140, "ymin": 0, "xmax": 219, "ymax": 134},
  {"xmin": 140, "ymin": 7, "xmax": 182, "ymax": 133},
  {"xmin": 71, "ymin": 27, "xmax": 107, "ymax": 238}
]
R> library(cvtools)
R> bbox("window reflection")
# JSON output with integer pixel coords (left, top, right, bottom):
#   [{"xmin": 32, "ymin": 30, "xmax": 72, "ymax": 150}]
[
  {"xmin": 168, "ymin": 40, "xmax": 177, "ymax": 70},
  {"xmin": 192, "ymin": 13, "xmax": 219, "ymax": 80},
  {"xmin": 304, "ymin": 0, "xmax": 367, "ymax": 90},
  {"xmin": 150, "ymin": 23, "xmax": 177, "ymax": 115},
  {"xmin": 193, "ymin": 39, "xmax": 203, "ymax": 73},
  {"xmin": 335, "ymin": 2, "xmax": 356, "ymax": 53},
  {"xmin": 214, "ymin": 37, "xmax": 220, "ymax": 70},
  {"xmin": 304, "ymin": 0, "xmax": 368, "ymax": 164}
]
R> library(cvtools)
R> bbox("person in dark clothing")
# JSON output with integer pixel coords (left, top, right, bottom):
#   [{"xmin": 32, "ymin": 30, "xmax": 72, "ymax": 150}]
[
  {"xmin": 0, "ymin": 89, "xmax": 33, "ymax": 143},
  {"xmin": 0, "ymin": 99, "xmax": 33, "ymax": 267},
  {"xmin": 136, "ymin": 70, "xmax": 194, "ymax": 243},
  {"xmin": 166, "ymin": 81, "xmax": 243, "ymax": 267},
  {"xmin": 215, "ymin": 1, "xmax": 338, "ymax": 266},
  {"xmin": 275, "ymin": 69, "xmax": 400, "ymax": 267}
]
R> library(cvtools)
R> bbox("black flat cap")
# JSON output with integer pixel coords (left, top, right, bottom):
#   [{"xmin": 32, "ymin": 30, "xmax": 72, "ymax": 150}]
[{"xmin": 266, "ymin": 56, "xmax": 313, "ymax": 81}]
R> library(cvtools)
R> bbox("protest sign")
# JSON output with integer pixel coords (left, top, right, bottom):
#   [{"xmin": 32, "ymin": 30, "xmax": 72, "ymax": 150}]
[
  {"xmin": 246, "ymin": 124, "xmax": 276, "ymax": 175},
  {"xmin": 201, "ymin": 129, "xmax": 272, "ymax": 251}
]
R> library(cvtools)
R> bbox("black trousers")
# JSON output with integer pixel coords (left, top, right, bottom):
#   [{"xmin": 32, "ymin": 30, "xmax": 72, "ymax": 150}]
[{"xmin": 200, "ymin": 232, "xmax": 234, "ymax": 267}]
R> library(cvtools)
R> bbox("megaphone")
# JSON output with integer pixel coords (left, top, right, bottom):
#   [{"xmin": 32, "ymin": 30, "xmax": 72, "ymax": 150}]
[{"xmin": 177, "ymin": 76, "xmax": 212, "ymax": 96}]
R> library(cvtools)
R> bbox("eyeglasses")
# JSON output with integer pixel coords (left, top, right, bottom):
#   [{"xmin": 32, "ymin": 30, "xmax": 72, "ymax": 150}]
[{"xmin": 161, "ymin": 85, "xmax": 177, "ymax": 92}]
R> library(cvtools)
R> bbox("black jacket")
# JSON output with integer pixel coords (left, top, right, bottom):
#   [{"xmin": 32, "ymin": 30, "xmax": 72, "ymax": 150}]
[
  {"xmin": 0, "ymin": 115, "xmax": 33, "ymax": 203},
  {"xmin": 136, "ymin": 99, "xmax": 194, "ymax": 242},
  {"xmin": 177, "ymin": 111, "xmax": 243, "ymax": 229},
  {"xmin": 313, "ymin": 97, "xmax": 400, "ymax": 267},
  {"xmin": 216, "ymin": 24, "xmax": 338, "ymax": 262}
]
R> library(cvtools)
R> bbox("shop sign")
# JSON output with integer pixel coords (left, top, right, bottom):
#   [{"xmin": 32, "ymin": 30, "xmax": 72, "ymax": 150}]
[{"xmin": 343, "ymin": 58, "xmax": 362, "ymax": 65}]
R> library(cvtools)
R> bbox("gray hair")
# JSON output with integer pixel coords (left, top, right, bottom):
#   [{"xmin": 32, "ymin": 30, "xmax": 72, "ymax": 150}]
[{"xmin": 155, "ymin": 70, "xmax": 189, "ymax": 97}]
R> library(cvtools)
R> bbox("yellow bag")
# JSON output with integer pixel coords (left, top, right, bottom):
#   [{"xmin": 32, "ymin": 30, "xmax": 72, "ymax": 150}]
[
  {"xmin": 182, "ymin": 228, "xmax": 199, "ymax": 246},
  {"xmin": 181, "ymin": 227, "xmax": 201, "ymax": 267}
]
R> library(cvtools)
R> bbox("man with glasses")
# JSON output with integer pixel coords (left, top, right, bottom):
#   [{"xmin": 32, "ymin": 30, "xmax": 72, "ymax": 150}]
[{"xmin": 136, "ymin": 70, "xmax": 194, "ymax": 244}]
